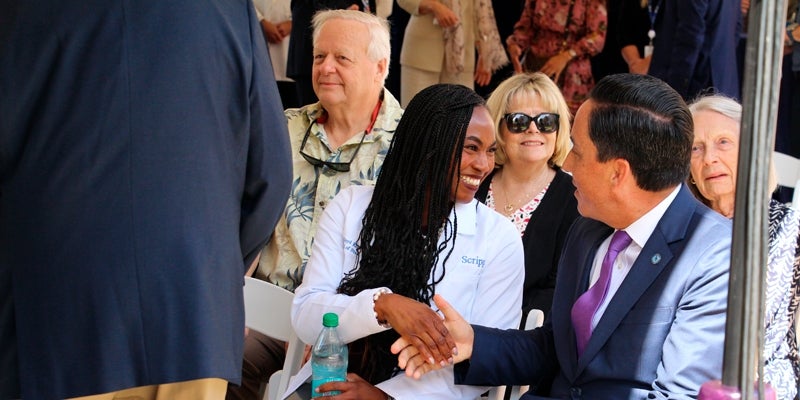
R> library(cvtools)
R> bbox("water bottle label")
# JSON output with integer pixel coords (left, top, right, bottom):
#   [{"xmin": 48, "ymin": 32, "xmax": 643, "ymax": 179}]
[{"xmin": 311, "ymin": 375, "xmax": 345, "ymax": 397}]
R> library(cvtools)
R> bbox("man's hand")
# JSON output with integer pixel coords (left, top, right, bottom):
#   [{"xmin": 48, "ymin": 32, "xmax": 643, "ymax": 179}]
[
  {"xmin": 391, "ymin": 294, "xmax": 474, "ymax": 379},
  {"xmin": 316, "ymin": 373, "xmax": 388, "ymax": 399},
  {"xmin": 374, "ymin": 293, "xmax": 456, "ymax": 366}
]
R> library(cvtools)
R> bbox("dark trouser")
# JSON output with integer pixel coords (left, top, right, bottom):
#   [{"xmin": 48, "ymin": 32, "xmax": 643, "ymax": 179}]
[
  {"xmin": 225, "ymin": 331, "xmax": 286, "ymax": 400},
  {"xmin": 791, "ymin": 71, "xmax": 800, "ymax": 157}
]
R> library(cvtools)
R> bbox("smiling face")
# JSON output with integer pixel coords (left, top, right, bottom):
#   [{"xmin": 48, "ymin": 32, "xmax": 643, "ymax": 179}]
[
  {"xmin": 500, "ymin": 94, "xmax": 557, "ymax": 167},
  {"xmin": 311, "ymin": 18, "xmax": 385, "ymax": 108},
  {"xmin": 689, "ymin": 109, "xmax": 740, "ymax": 212},
  {"xmin": 452, "ymin": 106, "xmax": 497, "ymax": 203}
]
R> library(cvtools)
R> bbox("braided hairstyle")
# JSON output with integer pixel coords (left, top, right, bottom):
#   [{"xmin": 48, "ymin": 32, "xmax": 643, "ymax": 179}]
[{"xmin": 337, "ymin": 84, "xmax": 487, "ymax": 383}]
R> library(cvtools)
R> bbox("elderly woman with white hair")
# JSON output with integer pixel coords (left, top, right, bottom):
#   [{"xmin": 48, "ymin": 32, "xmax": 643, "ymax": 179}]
[{"xmin": 687, "ymin": 94, "xmax": 800, "ymax": 400}]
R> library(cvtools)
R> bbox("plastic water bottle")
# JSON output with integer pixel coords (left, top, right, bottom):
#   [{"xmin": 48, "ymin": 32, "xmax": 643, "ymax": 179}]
[{"xmin": 311, "ymin": 312, "xmax": 348, "ymax": 397}]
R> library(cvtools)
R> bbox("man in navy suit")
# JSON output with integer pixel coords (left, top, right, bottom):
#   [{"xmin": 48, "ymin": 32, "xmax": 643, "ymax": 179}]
[
  {"xmin": 394, "ymin": 73, "xmax": 731, "ymax": 399},
  {"xmin": 0, "ymin": 0, "xmax": 291, "ymax": 398},
  {"xmin": 648, "ymin": 0, "xmax": 741, "ymax": 100}
]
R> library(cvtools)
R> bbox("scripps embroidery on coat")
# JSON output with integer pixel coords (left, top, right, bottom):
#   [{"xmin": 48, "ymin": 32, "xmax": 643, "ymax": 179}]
[{"xmin": 461, "ymin": 256, "xmax": 486, "ymax": 268}]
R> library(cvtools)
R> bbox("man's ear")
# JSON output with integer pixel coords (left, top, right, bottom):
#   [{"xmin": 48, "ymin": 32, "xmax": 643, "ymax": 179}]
[
  {"xmin": 376, "ymin": 58, "xmax": 388, "ymax": 82},
  {"xmin": 610, "ymin": 158, "xmax": 632, "ymax": 187}
]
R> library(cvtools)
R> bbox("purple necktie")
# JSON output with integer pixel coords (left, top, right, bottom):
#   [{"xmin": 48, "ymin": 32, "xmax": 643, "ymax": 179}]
[{"xmin": 571, "ymin": 230, "xmax": 632, "ymax": 356}]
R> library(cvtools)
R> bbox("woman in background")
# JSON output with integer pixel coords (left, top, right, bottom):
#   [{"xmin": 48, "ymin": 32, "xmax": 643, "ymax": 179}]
[
  {"xmin": 506, "ymin": 0, "xmax": 607, "ymax": 114},
  {"xmin": 688, "ymin": 94, "xmax": 800, "ymax": 400},
  {"xmin": 397, "ymin": 0, "xmax": 509, "ymax": 106},
  {"xmin": 477, "ymin": 72, "xmax": 579, "ymax": 322}
]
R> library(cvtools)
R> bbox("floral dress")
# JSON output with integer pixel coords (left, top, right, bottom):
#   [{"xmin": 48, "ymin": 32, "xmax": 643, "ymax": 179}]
[{"xmin": 508, "ymin": 0, "xmax": 607, "ymax": 114}]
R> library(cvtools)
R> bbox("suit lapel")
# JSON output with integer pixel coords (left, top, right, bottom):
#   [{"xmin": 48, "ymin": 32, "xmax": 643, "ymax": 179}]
[
  {"xmin": 557, "ymin": 223, "xmax": 612, "ymax": 380},
  {"xmin": 574, "ymin": 186, "xmax": 698, "ymax": 374}
]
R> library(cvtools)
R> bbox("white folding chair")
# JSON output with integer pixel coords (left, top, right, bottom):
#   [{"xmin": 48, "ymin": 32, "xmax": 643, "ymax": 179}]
[
  {"xmin": 243, "ymin": 276, "xmax": 306, "ymax": 400},
  {"xmin": 773, "ymin": 151, "xmax": 800, "ymax": 208},
  {"xmin": 484, "ymin": 309, "xmax": 545, "ymax": 400}
]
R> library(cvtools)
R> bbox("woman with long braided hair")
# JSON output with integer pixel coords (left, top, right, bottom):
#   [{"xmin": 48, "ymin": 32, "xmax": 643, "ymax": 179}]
[{"xmin": 291, "ymin": 84, "xmax": 524, "ymax": 399}]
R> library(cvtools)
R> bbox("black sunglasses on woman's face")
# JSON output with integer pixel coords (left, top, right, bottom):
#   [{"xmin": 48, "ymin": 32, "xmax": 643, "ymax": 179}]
[{"xmin": 503, "ymin": 112, "xmax": 560, "ymax": 134}]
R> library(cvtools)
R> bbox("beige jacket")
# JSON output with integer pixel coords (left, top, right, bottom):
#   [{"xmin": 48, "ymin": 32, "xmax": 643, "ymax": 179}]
[{"xmin": 398, "ymin": 0, "xmax": 477, "ymax": 73}]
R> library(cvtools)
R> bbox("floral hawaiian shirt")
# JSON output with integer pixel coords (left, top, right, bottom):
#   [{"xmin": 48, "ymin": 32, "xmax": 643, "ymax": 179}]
[{"xmin": 256, "ymin": 88, "xmax": 403, "ymax": 291}]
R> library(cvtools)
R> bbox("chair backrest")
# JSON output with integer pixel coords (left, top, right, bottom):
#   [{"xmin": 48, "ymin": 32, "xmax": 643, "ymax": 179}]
[
  {"xmin": 484, "ymin": 309, "xmax": 545, "ymax": 400},
  {"xmin": 774, "ymin": 151, "xmax": 800, "ymax": 208},
  {"xmin": 243, "ymin": 276, "xmax": 305, "ymax": 400}
]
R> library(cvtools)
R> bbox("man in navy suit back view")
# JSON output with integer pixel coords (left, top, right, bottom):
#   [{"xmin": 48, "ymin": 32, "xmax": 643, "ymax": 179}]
[
  {"xmin": 394, "ymin": 73, "xmax": 731, "ymax": 399},
  {"xmin": 0, "ymin": 0, "xmax": 292, "ymax": 398}
]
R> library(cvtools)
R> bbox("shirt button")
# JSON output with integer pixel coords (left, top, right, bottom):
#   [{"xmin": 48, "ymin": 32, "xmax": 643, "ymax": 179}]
[{"xmin": 318, "ymin": 200, "xmax": 326, "ymax": 208}]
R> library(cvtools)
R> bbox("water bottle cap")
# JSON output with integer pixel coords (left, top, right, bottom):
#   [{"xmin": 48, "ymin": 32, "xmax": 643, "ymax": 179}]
[{"xmin": 322, "ymin": 312, "xmax": 339, "ymax": 327}]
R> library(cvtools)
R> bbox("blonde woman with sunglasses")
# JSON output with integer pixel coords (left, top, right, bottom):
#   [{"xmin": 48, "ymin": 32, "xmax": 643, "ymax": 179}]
[{"xmin": 475, "ymin": 72, "xmax": 579, "ymax": 325}]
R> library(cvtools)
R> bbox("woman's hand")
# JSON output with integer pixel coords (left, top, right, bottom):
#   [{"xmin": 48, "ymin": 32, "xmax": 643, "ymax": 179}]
[
  {"xmin": 506, "ymin": 41, "xmax": 523, "ymax": 73},
  {"xmin": 259, "ymin": 20, "xmax": 283, "ymax": 44},
  {"xmin": 276, "ymin": 20, "xmax": 292, "ymax": 38},
  {"xmin": 628, "ymin": 55, "xmax": 651, "ymax": 75},
  {"xmin": 316, "ymin": 373, "xmax": 389, "ymax": 399},
  {"xmin": 474, "ymin": 54, "xmax": 491, "ymax": 86},
  {"xmin": 374, "ymin": 292, "xmax": 456, "ymax": 366},
  {"xmin": 431, "ymin": 2, "xmax": 459, "ymax": 28},
  {"xmin": 391, "ymin": 294, "xmax": 474, "ymax": 379},
  {"xmin": 539, "ymin": 52, "xmax": 570, "ymax": 82}
]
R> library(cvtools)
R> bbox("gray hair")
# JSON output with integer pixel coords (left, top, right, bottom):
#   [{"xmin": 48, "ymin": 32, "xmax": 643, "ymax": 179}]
[
  {"xmin": 688, "ymin": 94, "xmax": 742, "ymax": 122},
  {"xmin": 312, "ymin": 10, "xmax": 391, "ymax": 82},
  {"xmin": 688, "ymin": 94, "xmax": 777, "ymax": 193}
]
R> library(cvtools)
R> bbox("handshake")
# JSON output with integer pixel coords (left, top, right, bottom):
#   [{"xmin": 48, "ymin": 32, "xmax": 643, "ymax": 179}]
[{"xmin": 390, "ymin": 295, "xmax": 475, "ymax": 379}]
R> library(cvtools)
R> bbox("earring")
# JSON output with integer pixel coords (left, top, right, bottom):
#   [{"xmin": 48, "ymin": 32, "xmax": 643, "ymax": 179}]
[{"xmin": 690, "ymin": 178, "xmax": 696, "ymax": 184}]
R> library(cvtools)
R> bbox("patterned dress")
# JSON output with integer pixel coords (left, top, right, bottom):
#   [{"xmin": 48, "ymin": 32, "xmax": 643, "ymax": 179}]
[
  {"xmin": 764, "ymin": 200, "xmax": 800, "ymax": 400},
  {"xmin": 508, "ymin": 0, "xmax": 607, "ymax": 114}
]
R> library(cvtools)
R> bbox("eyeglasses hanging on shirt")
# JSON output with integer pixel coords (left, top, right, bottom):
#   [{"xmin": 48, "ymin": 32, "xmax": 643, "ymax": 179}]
[
  {"xmin": 298, "ymin": 96, "xmax": 383, "ymax": 173},
  {"xmin": 645, "ymin": 0, "xmax": 662, "ymax": 58},
  {"xmin": 299, "ymin": 123, "xmax": 367, "ymax": 172}
]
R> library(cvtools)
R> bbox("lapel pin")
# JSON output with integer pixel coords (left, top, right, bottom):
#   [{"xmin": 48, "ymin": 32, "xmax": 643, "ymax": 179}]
[{"xmin": 651, "ymin": 253, "xmax": 661, "ymax": 264}]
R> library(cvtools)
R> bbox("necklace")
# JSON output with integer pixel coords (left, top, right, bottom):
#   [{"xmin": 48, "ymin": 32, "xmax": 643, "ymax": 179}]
[
  {"xmin": 497, "ymin": 169, "xmax": 553, "ymax": 216},
  {"xmin": 502, "ymin": 186, "xmax": 531, "ymax": 215}
]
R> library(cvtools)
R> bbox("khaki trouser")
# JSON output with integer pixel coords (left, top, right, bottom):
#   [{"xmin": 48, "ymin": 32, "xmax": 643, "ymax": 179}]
[{"xmin": 69, "ymin": 378, "xmax": 227, "ymax": 400}]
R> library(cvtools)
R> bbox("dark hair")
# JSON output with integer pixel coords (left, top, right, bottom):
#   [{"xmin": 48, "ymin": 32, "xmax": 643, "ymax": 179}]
[
  {"xmin": 588, "ymin": 73, "xmax": 693, "ymax": 191},
  {"xmin": 337, "ymin": 84, "xmax": 486, "ymax": 383}
]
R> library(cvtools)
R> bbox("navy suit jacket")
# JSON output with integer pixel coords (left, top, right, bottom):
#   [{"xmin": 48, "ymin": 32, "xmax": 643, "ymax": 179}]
[
  {"xmin": 648, "ymin": 0, "xmax": 741, "ymax": 100},
  {"xmin": 455, "ymin": 185, "xmax": 731, "ymax": 399},
  {"xmin": 0, "ymin": 1, "xmax": 291, "ymax": 398}
]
